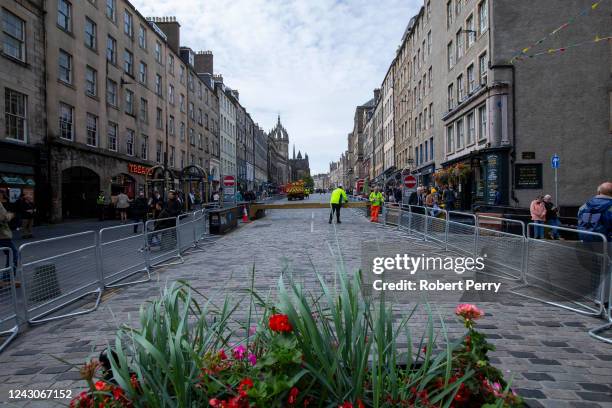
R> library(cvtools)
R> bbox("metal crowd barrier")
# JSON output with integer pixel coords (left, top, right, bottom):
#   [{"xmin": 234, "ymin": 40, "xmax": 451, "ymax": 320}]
[
  {"xmin": 145, "ymin": 216, "xmax": 184, "ymax": 268},
  {"xmin": 18, "ymin": 231, "xmax": 102, "ymax": 324},
  {"xmin": 511, "ymin": 224, "xmax": 608, "ymax": 317},
  {"xmin": 0, "ymin": 248, "xmax": 18, "ymax": 352},
  {"xmin": 178, "ymin": 214, "xmax": 197, "ymax": 253},
  {"xmin": 476, "ymin": 215, "xmax": 525, "ymax": 281},
  {"xmin": 446, "ymin": 211, "xmax": 477, "ymax": 257},
  {"xmin": 99, "ymin": 223, "xmax": 150, "ymax": 288}
]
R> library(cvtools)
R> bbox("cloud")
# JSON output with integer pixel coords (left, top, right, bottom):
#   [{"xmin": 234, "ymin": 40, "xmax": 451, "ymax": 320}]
[{"xmin": 131, "ymin": 0, "xmax": 421, "ymax": 173}]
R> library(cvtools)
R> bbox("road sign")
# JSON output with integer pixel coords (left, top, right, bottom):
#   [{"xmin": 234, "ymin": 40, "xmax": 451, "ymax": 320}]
[
  {"xmin": 551, "ymin": 154, "xmax": 560, "ymax": 169},
  {"xmin": 404, "ymin": 175, "xmax": 417, "ymax": 189},
  {"xmin": 223, "ymin": 175, "xmax": 235, "ymax": 186}
]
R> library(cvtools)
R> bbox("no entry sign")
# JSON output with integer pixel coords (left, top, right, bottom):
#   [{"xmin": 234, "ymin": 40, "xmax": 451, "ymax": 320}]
[
  {"xmin": 404, "ymin": 175, "xmax": 417, "ymax": 189},
  {"xmin": 223, "ymin": 175, "xmax": 235, "ymax": 186}
]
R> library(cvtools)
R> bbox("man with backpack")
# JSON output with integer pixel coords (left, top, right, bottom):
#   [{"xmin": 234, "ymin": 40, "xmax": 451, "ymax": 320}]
[{"xmin": 578, "ymin": 181, "xmax": 612, "ymax": 242}]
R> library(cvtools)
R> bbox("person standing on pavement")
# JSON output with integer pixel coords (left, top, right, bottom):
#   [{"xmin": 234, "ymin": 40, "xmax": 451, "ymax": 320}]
[
  {"xmin": 369, "ymin": 186, "xmax": 384, "ymax": 223},
  {"xmin": 116, "ymin": 191, "xmax": 130, "ymax": 224},
  {"xmin": 165, "ymin": 190, "xmax": 182, "ymax": 218},
  {"xmin": 529, "ymin": 195, "xmax": 547, "ymax": 239},
  {"xmin": 96, "ymin": 191, "xmax": 106, "ymax": 221},
  {"xmin": 17, "ymin": 195, "xmax": 36, "ymax": 239},
  {"xmin": 0, "ymin": 191, "xmax": 18, "ymax": 273},
  {"xmin": 131, "ymin": 191, "xmax": 149, "ymax": 233},
  {"xmin": 329, "ymin": 184, "xmax": 348, "ymax": 224},
  {"xmin": 578, "ymin": 181, "xmax": 612, "ymax": 242},
  {"xmin": 543, "ymin": 194, "xmax": 561, "ymax": 239},
  {"xmin": 394, "ymin": 187, "xmax": 402, "ymax": 205},
  {"xmin": 443, "ymin": 185, "xmax": 456, "ymax": 211}
]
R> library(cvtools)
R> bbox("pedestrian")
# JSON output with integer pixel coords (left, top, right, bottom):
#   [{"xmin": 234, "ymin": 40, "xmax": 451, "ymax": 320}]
[
  {"xmin": 165, "ymin": 190, "xmax": 182, "ymax": 218},
  {"xmin": 369, "ymin": 186, "xmax": 384, "ymax": 223},
  {"xmin": 96, "ymin": 190, "xmax": 106, "ymax": 221},
  {"xmin": 493, "ymin": 187, "xmax": 502, "ymax": 206},
  {"xmin": 425, "ymin": 188, "xmax": 435, "ymax": 207},
  {"xmin": 0, "ymin": 191, "xmax": 18, "ymax": 278},
  {"xmin": 329, "ymin": 184, "xmax": 348, "ymax": 224},
  {"xmin": 152, "ymin": 201, "xmax": 175, "ymax": 250},
  {"xmin": 116, "ymin": 191, "xmax": 130, "ymax": 224},
  {"xmin": 443, "ymin": 185, "xmax": 456, "ymax": 211},
  {"xmin": 17, "ymin": 194, "xmax": 36, "ymax": 239},
  {"xmin": 394, "ymin": 187, "xmax": 402, "ymax": 205},
  {"xmin": 529, "ymin": 195, "xmax": 547, "ymax": 239},
  {"xmin": 543, "ymin": 194, "xmax": 561, "ymax": 239},
  {"xmin": 131, "ymin": 191, "xmax": 149, "ymax": 233},
  {"xmin": 408, "ymin": 187, "xmax": 420, "ymax": 206},
  {"xmin": 577, "ymin": 181, "xmax": 612, "ymax": 242}
]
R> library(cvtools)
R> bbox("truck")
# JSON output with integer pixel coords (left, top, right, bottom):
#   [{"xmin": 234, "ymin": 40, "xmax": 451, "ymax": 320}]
[{"xmin": 287, "ymin": 180, "xmax": 305, "ymax": 201}]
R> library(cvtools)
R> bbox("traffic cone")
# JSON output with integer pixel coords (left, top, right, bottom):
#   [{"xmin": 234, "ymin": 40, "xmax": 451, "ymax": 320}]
[{"xmin": 242, "ymin": 205, "xmax": 250, "ymax": 223}]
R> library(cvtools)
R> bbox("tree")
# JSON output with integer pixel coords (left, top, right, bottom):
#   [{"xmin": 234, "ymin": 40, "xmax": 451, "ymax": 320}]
[{"xmin": 302, "ymin": 175, "xmax": 314, "ymax": 190}]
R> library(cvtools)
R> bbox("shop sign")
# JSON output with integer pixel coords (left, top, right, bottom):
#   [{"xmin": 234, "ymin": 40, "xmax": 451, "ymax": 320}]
[
  {"xmin": 515, "ymin": 164, "xmax": 543, "ymax": 189},
  {"xmin": 128, "ymin": 163, "xmax": 151, "ymax": 175}
]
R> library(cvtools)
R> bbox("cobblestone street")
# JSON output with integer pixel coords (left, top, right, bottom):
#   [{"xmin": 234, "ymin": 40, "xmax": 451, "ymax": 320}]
[{"xmin": 0, "ymin": 196, "xmax": 611, "ymax": 407}]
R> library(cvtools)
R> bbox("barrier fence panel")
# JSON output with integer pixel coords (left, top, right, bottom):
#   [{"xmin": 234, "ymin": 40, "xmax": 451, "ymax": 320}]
[
  {"xmin": 476, "ymin": 215, "xmax": 525, "ymax": 281},
  {"xmin": 511, "ymin": 224, "xmax": 608, "ymax": 317},
  {"xmin": 0, "ymin": 248, "xmax": 18, "ymax": 353},
  {"xmin": 99, "ymin": 223, "xmax": 150, "ymax": 288},
  {"xmin": 18, "ymin": 231, "xmax": 102, "ymax": 324},
  {"xmin": 178, "ymin": 213, "xmax": 197, "ymax": 253},
  {"xmin": 399, "ymin": 206, "xmax": 412, "ymax": 234},
  {"xmin": 409, "ymin": 206, "xmax": 428, "ymax": 240},
  {"xmin": 194, "ymin": 209, "xmax": 206, "ymax": 242},
  {"xmin": 145, "ymin": 217, "xmax": 183, "ymax": 268},
  {"xmin": 447, "ymin": 211, "xmax": 477, "ymax": 257},
  {"xmin": 426, "ymin": 209, "xmax": 447, "ymax": 246},
  {"xmin": 385, "ymin": 205, "xmax": 401, "ymax": 227},
  {"xmin": 589, "ymin": 265, "xmax": 612, "ymax": 343}
]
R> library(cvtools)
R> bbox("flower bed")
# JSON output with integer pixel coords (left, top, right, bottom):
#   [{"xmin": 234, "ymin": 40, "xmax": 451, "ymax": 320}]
[{"xmin": 68, "ymin": 271, "xmax": 522, "ymax": 407}]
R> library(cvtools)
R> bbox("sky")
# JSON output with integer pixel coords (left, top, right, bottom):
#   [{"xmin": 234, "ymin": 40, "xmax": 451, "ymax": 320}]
[{"xmin": 131, "ymin": 0, "xmax": 421, "ymax": 174}]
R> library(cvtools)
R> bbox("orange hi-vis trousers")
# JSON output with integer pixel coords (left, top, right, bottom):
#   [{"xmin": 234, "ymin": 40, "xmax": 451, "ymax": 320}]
[{"xmin": 370, "ymin": 205, "xmax": 381, "ymax": 222}]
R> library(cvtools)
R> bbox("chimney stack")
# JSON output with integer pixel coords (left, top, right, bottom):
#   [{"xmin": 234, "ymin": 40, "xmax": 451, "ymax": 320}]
[
  {"xmin": 149, "ymin": 16, "xmax": 180, "ymax": 55},
  {"xmin": 195, "ymin": 51, "xmax": 214, "ymax": 75},
  {"xmin": 373, "ymin": 88, "xmax": 381, "ymax": 103}
]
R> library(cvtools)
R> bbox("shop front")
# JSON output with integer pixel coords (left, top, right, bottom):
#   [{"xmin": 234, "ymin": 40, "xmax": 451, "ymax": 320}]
[{"xmin": 413, "ymin": 164, "xmax": 435, "ymax": 187}]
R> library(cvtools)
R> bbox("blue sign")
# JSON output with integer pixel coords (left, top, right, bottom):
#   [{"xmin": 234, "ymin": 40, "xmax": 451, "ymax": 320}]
[{"xmin": 551, "ymin": 154, "xmax": 560, "ymax": 169}]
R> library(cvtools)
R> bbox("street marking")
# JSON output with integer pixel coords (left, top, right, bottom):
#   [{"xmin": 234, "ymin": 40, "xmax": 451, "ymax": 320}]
[{"xmin": 310, "ymin": 212, "xmax": 314, "ymax": 232}]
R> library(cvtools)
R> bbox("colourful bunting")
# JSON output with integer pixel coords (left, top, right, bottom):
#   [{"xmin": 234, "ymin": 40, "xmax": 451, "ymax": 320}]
[
  {"xmin": 513, "ymin": 35, "xmax": 612, "ymax": 62},
  {"xmin": 508, "ymin": 0, "xmax": 607, "ymax": 64}
]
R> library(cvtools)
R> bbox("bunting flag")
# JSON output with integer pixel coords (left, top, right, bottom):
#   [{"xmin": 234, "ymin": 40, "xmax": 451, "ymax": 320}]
[
  {"xmin": 512, "ymin": 35, "xmax": 611, "ymax": 62},
  {"xmin": 509, "ymin": 0, "xmax": 607, "ymax": 64}
]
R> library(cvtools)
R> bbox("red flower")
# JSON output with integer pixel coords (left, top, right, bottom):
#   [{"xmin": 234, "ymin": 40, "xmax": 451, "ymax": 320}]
[
  {"xmin": 455, "ymin": 304, "xmax": 484, "ymax": 321},
  {"xmin": 218, "ymin": 350, "xmax": 228, "ymax": 360},
  {"xmin": 209, "ymin": 399, "xmax": 221, "ymax": 407},
  {"xmin": 288, "ymin": 387, "xmax": 299, "ymax": 405},
  {"xmin": 111, "ymin": 386, "xmax": 124, "ymax": 401},
  {"xmin": 94, "ymin": 381, "xmax": 106, "ymax": 391},
  {"xmin": 69, "ymin": 391, "xmax": 93, "ymax": 408},
  {"xmin": 303, "ymin": 397, "xmax": 312, "ymax": 407},
  {"xmin": 339, "ymin": 402, "xmax": 353, "ymax": 408},
  {"xmin": 238, "ymin": 377, "xmax": 254, "ymax": 397},
  {"xmin": 269, "ymin": 314, "xmax": 293, "ymax": 333},
  {"xmin": 357, "ymin": 399, "xmax": 365, "ymax": 408},
  {"xmin": 130, "ymin": 373, "xmax": 141, "ymax": 391}
]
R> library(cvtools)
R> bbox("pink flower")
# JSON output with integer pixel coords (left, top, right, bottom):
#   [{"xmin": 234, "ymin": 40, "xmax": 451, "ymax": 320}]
[
  {"xmin": 233, "ymin": 345, "xmax": 247, "ymax": 360},
  {"xmin": 455, "ymin": 303, "xmax": 484, "ymax": 321},
  {"xmin": 249, "ymin": 326, "xmax": 257, "ymax": 336},
  {"xmin": 248, "ymin": 353, "xmax": 257, "ymax": 366}
]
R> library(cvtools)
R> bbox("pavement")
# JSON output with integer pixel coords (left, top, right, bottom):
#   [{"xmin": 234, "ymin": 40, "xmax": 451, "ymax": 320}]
[{"xmin": 0, "ymin": 194, "xmax": 611, "ymax": 407}]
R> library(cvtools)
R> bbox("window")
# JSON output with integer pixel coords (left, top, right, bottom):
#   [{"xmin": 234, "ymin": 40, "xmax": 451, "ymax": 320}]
[
  {"xmin": 189, "ymin": 128, "xmax": 195, "ymax": 145},
  {"xmin": 138, "ymin": 61, "xmax": 147, "ymax": 84},
  {"xmin": 467, "ymin": 112, "xmax": 475, "ymax": 145},
  {"xmin": 124, "ymin": 10, "xmax": 132, "ymax": 38},
  {"xmin": 180, "ymin": 122, "xmax": 185, "ymax": 141},
  {"xmin": 427, "ymin": 0, "xmax": 431, "ymax": 21},
  {"xmin": 430, "ymin": 137, "xmax": 434, "ymax": 160},
  {"xmin": 447, "ymin": 83, "xmax": 454, "ymax": 110},
  {"xmin": 415, "ymin": 146, "xmax": 419, "ymax": 166},
  {"xmin": 86, "ymin": 113, "xmax": 97, "ymax": 146},
  {"xmin": 59, "ymin": 102, "xmax": 73, "ymax": 140},
  {"xmin": 467, "ymin": 64, "xmax": 475, "ymax": 93},
  {"xmin": 466, "ymin": 14, "xmax": 475, "ymax": 47},
  {"xmin": 456, "ymin": 118, "xmax": 464, "ymax": 149},
  {"xmin": 58, "ymin": 49, "xmax": 72, "ymax": 84},
  {"xmin": 168, "ymin": 54, "xmax": 174, "ymax": 73},
  {"xmin": 447, "ymin": 41, "xmax": 454, "ymax": 69},
  {"xmin": 106, "ymin": 0, "xmax": 116, "ymax": 21},
  {"xmin": 424, "ymin": 140, "xmax": 429, "ymax": 162},
  {"xmin": 106, "ymin": 78, "xmax": 117, "ymax": 106},
  {"xmin": 169, "ymin": 115, "xmax": 175, "ymax": 136},
  {"xmin": 170, "ymin": 146, "xmax": 175, "ymax": 167},
  {"xmin": 155, "ymin": 74, "xmax": 162, "ymax": 96},
  {"xmin": 124, "ymin": 49, "xmax": 133, "ymax": 75},
  {"xmin": 180, "ymin": 94, "xmax": 185, "ymax": 112},
  {"xmin": 107, "ymin": 35, "xmax": 116, "ymax": 64},
  {"xmin": 57, "ymin": 0, "xmax": 71, "ymax": 32},
  {"xmin": 85, "ymin": 66, "xmax": 97, "ymax": 96},
  {"xmin": 85, "ymin": 18, "xmax": 96, "ymax": 49},
  {"xmin": 169, "ymin": 85, "xmax": 175, "ymax": 104},
  {"xmin": 455, "ymin": 0, "xmax": 461, "ymax": 16},
  {"xmin": 446, "ymin": 125, "xmax": 454, "ymax": 154},
  {"xmin": 156, "ymin": 140, "xmax": 162, "ymax": 163},
  {"xmin": 457, "ymin": 74, "xmax": 464, "ymax": 102},
  {"xmin": 429, "ymin": 103, "xmax": 433, "ymax": 127},
  {"xmin": 138, "ymin": 24, "xmax": 146, "ymax": 49},
  {"xmin": 155, "ymin": 41, "xmax": 162, "ymax": 63},
  {"xmin": 428, "ymin": 66, "xmax": 432, "ymax": 88},
  {"xmin": 156, "ymin": 107, "xmax": 162, "ymax": 129},
  {"xmin": 478, "ymin": 0, "xmax": 488, "ymax": 33},
  {"xmin": 179, "ymin": 65, "xmax": 185, "ymax": 84},
  {"xmin": 180, "ymin": 150, "xmax": 185, "ymax": 168},
  {"xmin": 479, "ymin": 52, "xmax": 488, "ymax": 85},
  {"xmin": 446, "ymin": 0, "xmax": 453, "ymax": 28},
  {"xmin": 456, "ymin": 30, "xmax": 464, "ymax": 60},
  {"xmin": 140, "ymin": 98, "xmax": 148, "ymax": 122},
  {"xmin": 126, "ymin": 129, "xmax": 134, "ymax": 156},
  {"xmin": 3, "ymin": 10, "xmax": 25, "ymax": 61},
  {"xmin": 125, "ymin": 89, "xmax": 134, "ymax": 115},
  {"xmin": 478, "ymin": 105, "xmax": 487, "ymax": 140},
  {"xmin": 419, "ymin": 144, "xmax": 424, "ymax": 164},
  {"xmin": 423, "ymin": 108, "xmax": 428, "ymax": 130},
  {"xmin": 190, "ymin": 154, "xmax": 194, "ymax": 165},
  {"xmin": 198, "ymin": 83, "xmax": 203, "ymax": 99},
  {"xmin": 4, "ymin": 89, "xmax": 26, "ymax": 141},
  {"xmin": 107, "ymin": 121, "xmax": 117, "ymax": 151},
  {"xmin": 198, "ymin": 133, "xmax": 203, "ymax": 149},
  {"xmin": 427, "ymin": 31, "xmax": 432, "ymax": 55},
  {"xmin": 140, "ymin": 134, "xmax": 148, "ymax": 160},
  {"xmin": 198, "ymin": 108, "xmax": 203, "ymax": 125},
  {"xmin": 189, "ymin": 102, "xmax": 194, "ymax": 120}
]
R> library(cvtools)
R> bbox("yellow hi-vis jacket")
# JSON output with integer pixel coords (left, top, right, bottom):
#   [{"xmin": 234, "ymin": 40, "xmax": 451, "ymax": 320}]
[
  {"xmin": 369, "ymin": 191, "xmax": 384, "ymax": 206},
  {"xmin": 330, "ymin": 188, "xmax": 348, "ymax": 204}
]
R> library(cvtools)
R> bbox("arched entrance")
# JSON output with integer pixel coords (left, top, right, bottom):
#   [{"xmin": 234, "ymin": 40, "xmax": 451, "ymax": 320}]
[
  {"xmin": 181, "ymin": 165, "xmax": 208, "ymax": 210},
  {"xmin": 61, "ymin": 166, "xmax": 100, "ymax": 218},
  {"xmin": 145, "ymin": 165, "xmax": 177, "ymax": 202}
]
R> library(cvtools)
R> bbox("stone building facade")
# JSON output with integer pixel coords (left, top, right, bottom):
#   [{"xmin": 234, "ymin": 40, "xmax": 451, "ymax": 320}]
[
  {"xmin": 267, "ymin": 116, "xmax": 290, "ymax": 187},
  {"xmin": 289, "ymin": 146, "xmax": 310, "ymax": 182},
  {"xmin": 0, "ymin": 1, "xmax": 48, "ymax": 216}
]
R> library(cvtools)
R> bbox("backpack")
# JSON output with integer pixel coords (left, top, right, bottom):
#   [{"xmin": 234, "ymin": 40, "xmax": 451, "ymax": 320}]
[{"xmin": 577, "ymin": 201, "xmax": 612, "ymax": 241}]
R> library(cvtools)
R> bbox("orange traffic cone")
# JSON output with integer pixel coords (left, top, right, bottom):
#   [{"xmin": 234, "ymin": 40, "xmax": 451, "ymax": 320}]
[{"xmin": 242, "ymin": 205, "xmax": 250, "ymax": 223}]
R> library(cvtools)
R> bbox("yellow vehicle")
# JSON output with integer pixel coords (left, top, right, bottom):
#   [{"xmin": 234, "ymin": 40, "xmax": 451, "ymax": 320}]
[{"xmin": 287, "ymin": 180, "xmax": 305, "ymax": 201}]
